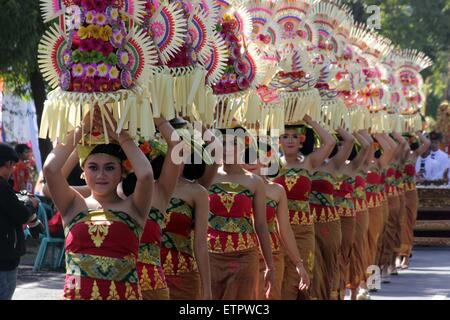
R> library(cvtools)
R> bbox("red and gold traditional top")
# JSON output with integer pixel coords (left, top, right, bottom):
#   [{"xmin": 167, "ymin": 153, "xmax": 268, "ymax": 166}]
[
  {"xmin": 161, "ymin": 198, "xmax": 198, "ymax": 276},
  {"xmin": 395, "ymin": 165, "xmax": 405, "ymax": 194},
  {"xmin": 137, "ymin": 207, "xmax": 167, "ymax": 292},
  {"xmin": 310, "ymin": 171, "xmax": 339, "ymax": 223},
  {"xmin": 365, "ymin": 170, "xmax": 382, "ymax": 208},
  {"xmin": 273, "ymin": 168, "xmax": 313, "ymax": 225},
  {"xmin": 403, "ymin": 163, "xmax": 416, "ymax": 191},
  {"xmin": 334, "ymin": 175, "xmax": 356, "ymax": 217},
  {"xmin": 266, "ymin": 199, "xmax": 281, "ymax": 253},
  {"xmin": 353, "ymin": 173, "xmax": 368, "ymax": 211},
  {"xmin": 63, "ymin": 209, "xmax": 142, "ymax": 300},
  {"xmin": 208, "ymin": 183, "xmax": 258, "ymax": 253},
  {"xmin": 379, "ymin": 170, "xmax": 387, "ymax": 202},
  {"xmin": 385, "ymin": 165, "xmax": 398, "ymax": 197}
]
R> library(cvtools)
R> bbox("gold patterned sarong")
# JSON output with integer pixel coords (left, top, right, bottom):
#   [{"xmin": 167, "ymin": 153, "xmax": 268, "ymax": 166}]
[
  {"xmin": 338, "ymin": 216, "xmax": 356, "ymax": 298},
  {"xmin": 210, "ymin": 248, "xmax": 259, "ymax": 300},
  {"xmin": 378, "ymin": 195, "xmax": 400, "ymax": 267},
  {"xmin": 257, "ymin": 252, "xmax": 284, "ymax": 300},
  {"xmin": 348, "ymin": 209, "xmax": 369, "ymax": 289},
  {"xmin": 281, "ymin": 224, "xmax": 315, "ymax": 300},
  {"xmin": 166, "ymin": 272, "xmax": 201, "ymax": 300},
  {"xmin": 399, "ymin": 189, "xmax": 418, "ymax": 257},
  {"xmin": 311, "ymin": 220, "xmax": 342, "ymax": 300}
]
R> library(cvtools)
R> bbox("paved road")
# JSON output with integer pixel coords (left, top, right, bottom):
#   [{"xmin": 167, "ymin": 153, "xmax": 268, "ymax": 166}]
[
  {"xmin": 369, "ymin": 247, "xmax": 450, "ymax": 300},
  {"xmin": 12, "ymin": 246, "xmax": 450, "ymax": 300}
]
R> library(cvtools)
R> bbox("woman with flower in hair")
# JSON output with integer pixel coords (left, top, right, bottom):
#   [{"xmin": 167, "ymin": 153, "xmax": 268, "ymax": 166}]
[
  {"xmin": 43, "ymin": 110, "xmax": 154, "ymax": 300},
  {"xmin": 159, "ymin": 119, "xmax": 212, "ymax": 300},
  {"xmin": 347, "ymin": 131, "xmax": 374, "ymax": 300},
  {"xmin": 396, "ymin": 132, "xmax": 430, "ymax": 269},
  {"xmin": 377, "ymin": 132, "xmax": 409, "ymax": 282},
  {"xmin": 242, "ymin": 139, "xmax": 310, "ymax": 300},
  {"xmin": 362, "ymin": 133, "xmax": 396, "ymax": 286},
  {"xmin": 205, "ymin": 126, "xmax": 275, "ymax": 300},
  {"xmin": 307, "ymin": 126, "xmax": 355, "ymax": 301},
  {"xmin": 331, "ymin": 130, "xmax": 372, "ymax": 300},
  {"xmin": 275, "ymin": 114, "xmax": 336, "ymax": 300},
  {"xmin": 121, "ymin": 117, "xmax": 183, "ymax": 300}
]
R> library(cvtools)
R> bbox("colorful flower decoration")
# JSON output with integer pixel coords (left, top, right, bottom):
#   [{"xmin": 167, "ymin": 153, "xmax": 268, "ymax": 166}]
[{"xmin": 38, "ymin": 0, "xmax": 159, "ymax": 143}]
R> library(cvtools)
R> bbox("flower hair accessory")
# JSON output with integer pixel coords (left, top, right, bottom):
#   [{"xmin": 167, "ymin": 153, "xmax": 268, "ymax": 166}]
[{"xmin": 122, "ymin": 138, "xmax": 167, "ymax": 173}]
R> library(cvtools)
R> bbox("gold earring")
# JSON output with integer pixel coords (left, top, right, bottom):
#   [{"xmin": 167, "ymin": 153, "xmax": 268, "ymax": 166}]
[{"xmin": 80, "ymin": 172, "xmax": 86, "ymax": 180}]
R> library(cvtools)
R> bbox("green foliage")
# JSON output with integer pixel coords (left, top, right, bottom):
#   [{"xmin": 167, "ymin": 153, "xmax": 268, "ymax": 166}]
[{"xmin": 0, "ymin": 0, "xmax": 45, "ymax": 96}]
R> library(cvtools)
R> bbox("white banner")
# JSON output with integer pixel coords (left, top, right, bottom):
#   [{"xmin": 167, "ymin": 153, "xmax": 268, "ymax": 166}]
[{"xmin": 1, "ymin": 93, "xmax": 42, "ymax": 173}]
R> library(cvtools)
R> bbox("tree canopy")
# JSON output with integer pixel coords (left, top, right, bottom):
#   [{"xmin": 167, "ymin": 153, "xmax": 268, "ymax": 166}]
[{"xmin": 0, "ymin": 0, "xmax": 45, "ymax": 95}]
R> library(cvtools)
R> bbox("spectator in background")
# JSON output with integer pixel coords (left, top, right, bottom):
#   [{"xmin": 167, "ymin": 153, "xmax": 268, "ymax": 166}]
[
  {"xmin": 0, "ymin": 143, "xmax": 39, "ymax": 300},
  {"xmin": 415, "ymin": 148, "xmax": 440, "ymax": 182},
  {"xmin": 428, "ymin": 132, "xmax": 449, "ymax": 181},
  {"xmin": 12, "ymin": 144, "xmax": 34, "ymax": 193}
]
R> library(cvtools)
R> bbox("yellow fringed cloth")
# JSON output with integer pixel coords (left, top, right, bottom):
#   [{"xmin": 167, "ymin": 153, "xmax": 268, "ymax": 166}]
[
  {"xmin": 245, "ymin": 88, "xmax": 285, "ymax": 136},
  {"xmin": 319, "ymin": 94, "xmax": 351, "ymax": 132},
  {"xmin": 147, "ymin": 65, "xmax": 208, "ymax": 121},
  {"xmin": 39, "ymin": 86, "xmax": 156, "ymax": 142},
  {"xmin": 282, "ymin": 89, "xmax": 322, "ymax": 125},
  {"xmin": 208, "ymin": 92, "xmax": 250, "ymax": 129}
]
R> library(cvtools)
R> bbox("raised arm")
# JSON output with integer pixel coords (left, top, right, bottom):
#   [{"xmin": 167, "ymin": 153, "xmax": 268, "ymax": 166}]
[
  {"xmin": 350, "ymin": 130, "xmax": 371, "ymax": 171},
  {"xmin": 117, "ymin": 132, "xmax": 154, "ymax": 222},
  {"xmin": 274, "ymin": 186, "xmax": 310, "ymax": 290},
  {"xmin": 155, "ymin": 117, "xmax": 182, "ymax": 208},
  {"xmin": 304, "ymin": 115, "xmax": 336, "ymax": 170},
  {"xmin": 374, "ymin": 133, "xmax": 396, "ymax": 168},
  {"xmin": 252, "ymin": 176, "xmax": 275, "ymax": 298},
  {"xmin": 43, "ymin": 128, "xmax": 84, "ymax": 216},
  {"xmin": 329, "ymin": 128, "xmax": 355, "ymax": 171},
  {"xmin": 193, "ymin": 186, "xmax": 212, "ymax": 300},
  {"xmin": 392, "ymin": 132, "xmax": 408, "ymax": 159},
  {"xmin": 43, "ymin": 150, "xmax": 90, "ymax": 199},
  {"xmin": 414, "ymin": 132, "xmax": 431, "ymax": 158}
]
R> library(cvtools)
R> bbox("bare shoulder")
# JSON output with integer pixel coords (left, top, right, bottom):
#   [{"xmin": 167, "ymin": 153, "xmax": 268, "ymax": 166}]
[
  {"xmin": 247, "ymin": 171, "xmax": 265, "ymax": 186},
  {"xmin": 268, "ymin": 181, "xmax": 285, "ymax": 194},
  {"xmin": 190, "ymin": 182, "xmax": 208, "ymax": 198},
  {"xmin": 267, "ymin": 181, "xmax": 286, "ymax": 200}
]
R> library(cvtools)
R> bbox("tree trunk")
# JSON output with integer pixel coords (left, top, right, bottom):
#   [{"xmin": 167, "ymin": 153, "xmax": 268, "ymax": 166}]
[{"xmin": 29, "ymin": 69, "xmax": 52, "ymax": 163}]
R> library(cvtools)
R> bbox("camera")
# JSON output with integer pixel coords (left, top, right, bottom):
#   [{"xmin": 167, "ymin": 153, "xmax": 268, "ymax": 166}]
[{"xmin": 16, "ymin": 191, "xmax": 45, "ymax": 239}]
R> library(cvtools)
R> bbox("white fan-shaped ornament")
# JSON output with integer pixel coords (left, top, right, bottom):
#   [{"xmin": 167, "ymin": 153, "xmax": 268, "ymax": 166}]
[
  {"xmin": 148, "ymin": 2, "xmax": 188, "ymax": 64},
  {"xmin": 39, "ymin": 0, "xmax": 66, "ymax": 23},
  {"xmin": 38, "ymin": 24, "xmax": 68, "ymax": 90},
  {"xmin": 204, "ymin": 33, "xmax": 229, "ymax": 85},
  {"xmin": 188, "ymin": 5, "xmax": 214, "ymax": 65}
]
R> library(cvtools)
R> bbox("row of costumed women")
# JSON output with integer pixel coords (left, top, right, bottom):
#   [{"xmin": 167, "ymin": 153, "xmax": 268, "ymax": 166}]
[{"xmin": 37, "ymin": 0, "xmax": 432, "ymax": 300}]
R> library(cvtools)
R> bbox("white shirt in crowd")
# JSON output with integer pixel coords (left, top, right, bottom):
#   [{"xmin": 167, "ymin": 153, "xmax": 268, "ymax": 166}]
[
  {"xmin": 429, "ymin": 149, "xmax": 449, "ymax": 181},
  {"xmin": 415, "ymin": 155, "xmax": 441, "ymax": 181},
  {"xmin": 448, "ymin": 157, "xmax": 450, "ymax": 185}
]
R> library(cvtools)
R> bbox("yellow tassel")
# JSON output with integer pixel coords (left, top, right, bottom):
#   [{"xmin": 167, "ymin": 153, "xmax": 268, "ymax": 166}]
[
  {"xmin": 213, "ymin": 235, "xmax": 222, "ymax": 252},
  {"xmin": 225, "ymin": 234, "xmax": 235, "ymax": 252},
  {"xmin": 139, "ymin": 266, "xmax": 151, "ymax": 291},
  {"xmin": 163, "ymin": 251, "xmax": 174, "ymax": 275},
  {"xmin": 107, "ymin": 281, "xmax": 119, "ymax": 300},
  {"xmin": 153, "ymin": 266, "xmax": 166, "ymax": 289},
  {"xmin": 178, "ymin": 254, "xmax": 188, "ymax": 273},
  {"xmin": 91, "ymin": 280, "xmax": 103, "ymax": 300},
  {"xmin": 125, "ymin": 282, "xmax": 137, "ymax": 300},
  {"xmin": 237, "ymin": 233, "xmax": 247, "ymax": 251}
]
